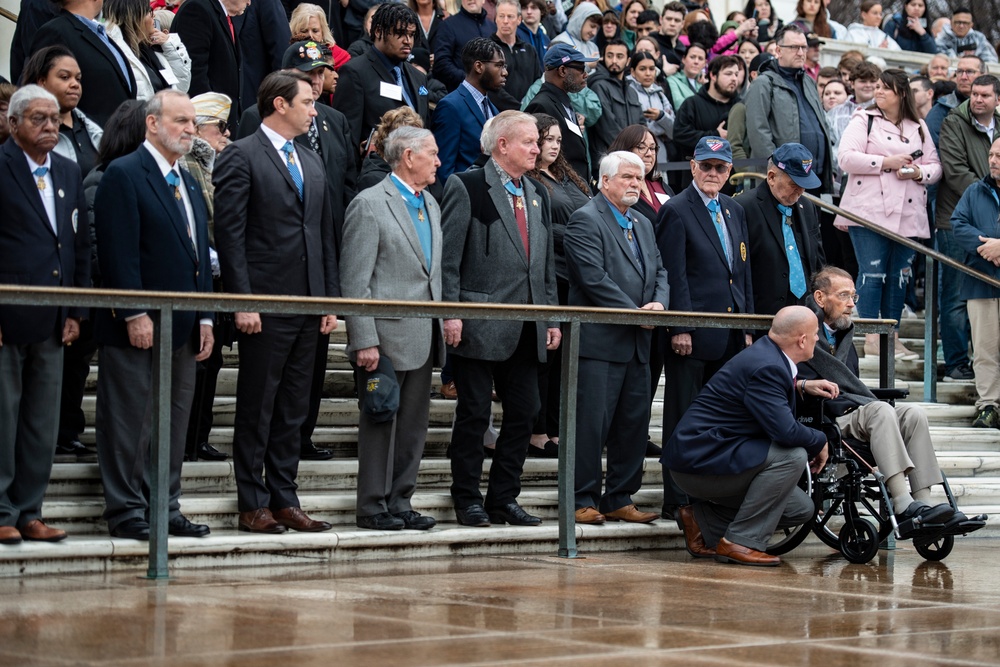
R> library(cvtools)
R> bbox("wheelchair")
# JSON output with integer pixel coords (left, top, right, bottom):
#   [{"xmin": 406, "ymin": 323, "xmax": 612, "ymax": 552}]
[{"xmin": 764, "ymin": 390, "xmax": 988, "ymax": 564}]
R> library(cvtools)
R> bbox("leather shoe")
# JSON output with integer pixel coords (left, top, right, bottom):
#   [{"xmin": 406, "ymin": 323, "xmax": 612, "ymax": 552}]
[
  {"xmin": 528, "ymin": 440, "xmax": 559, "ymax": 458},
  {"xmin": 357, "ymin": 512, "xmax": 405, "ymax": 530},
  {"xmin": 110, "ymin": 518, "xmax": 151, "ymax": 540},
  {"xmin": 168, "ymin": 515, "xmax": 210, "ymax": 537},
  {"xmin": 238, "ymin": 508, "xmax": 287, "ymax": 534},
  {"xmin": 604, "ymin": 504, "xmax": 658, "ymax": 523},
  {"xmin": 300, "ymin": 441, "xmax": 334, "ymax": 461},
  {"xmin": 196, "ymin": 442, "xmax": 228, "ymax": 461},
  {"xmin": 55, "ymin": 440, "xmax": 97, "ymax": 463},
  {"xmin": 677, "ymin": 506, "xmax": 714, "ymax": 558},
  {"xmin": 455, "ymin": 504, "xmax": 491, "ymax": 527},
  {"xmin": 20, "ymin": 519, "xmax": 67, "ymax": 542},
  {"xmin": 439, "ymin": 381, "xmax": 458, "ymax": 399},
  {"xmin": 0, "ymin": 526, "xmax": 22, "ymax": 545},
  {"xmin": 575, "ymin": 506, "xmax": 605, "ymax": 525},
  {"xmin": 393, "ymin": 510, "xmax": 436, "ymax": 530},
  {"xmin": 715, "ymin": 537, "xmax": 780, "ymax": 566},
  {"xmin": 488, "ymin": 502, "xmax": 542, "ymax": 526},
  {"xmin": 645, "ymin": 440, "xmax": 662, "ymax": 456},
  {"xmin": 273, "ymin": 507, "xmax": 332, "ymax": 532}
]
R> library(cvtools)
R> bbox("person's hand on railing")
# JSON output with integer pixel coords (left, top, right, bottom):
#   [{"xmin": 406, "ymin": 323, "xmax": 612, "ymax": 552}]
[
  {"xmin": 235, "ymin": 312, "xmax": 262, "ymax": 334},
  {"xmin": 881, "ymin": 153, "xmax": 913, "ymax": 171},
  {"xmin": 196, "ymin": 324, "xmax": 214, "ymax": 362},
  {"xmin": 444, "ymin": 319, "xmax": 462, "ymax": 347},
  {"xmin": 320, "ymin": 315, "xmax": 338, "ymax": 334},
  {"xmin": 977, "ymin": 236, "xmax": 1000, "ymax": 266},
  {"xmin": 670, "ymin": 332, "xmax": 692, "ymax": 356},
  {"xmin": 62, "ymin": 317, "xmax": 80, "ymax": 347},
  {"xmin": 639, "ymin": 301, "xmax": 664, "ymax": 330},
  {"xmin": 356, "ymin": 346, "xmax": 380, "ymax": 371},
  {"xmin": 127, "ymin": 314, "xmax": 154, "ymax": 349},
  {"xmin": 546, "ymin": 327, "xmax": 561, "ymax": 350}
]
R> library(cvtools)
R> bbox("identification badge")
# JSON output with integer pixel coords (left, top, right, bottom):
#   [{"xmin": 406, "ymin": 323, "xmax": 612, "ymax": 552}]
[
  {"xmin": 655, "ymin": 192, "xmax": 670, "ymax": 204},
  {"xmin": 379, "ymin": 81, "xmax": 403, "ymax": 101},
  {"xmin": 564, "ymin": 120, "xmax": 583, "ymax": 138}
]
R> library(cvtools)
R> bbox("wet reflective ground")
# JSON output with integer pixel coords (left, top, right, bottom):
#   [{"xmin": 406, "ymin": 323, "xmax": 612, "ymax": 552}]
[{"xmin": 1, "ymin": 540, "xmax": 998, "ymax": 666}]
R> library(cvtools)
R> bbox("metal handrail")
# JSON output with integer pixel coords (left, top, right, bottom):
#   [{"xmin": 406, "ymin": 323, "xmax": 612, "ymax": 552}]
[
  {"xmin": 0, "ymin": 7, "xmax": 16, "ymax": 22},
  {"xmin": 0, "ymin": 285, "xmax": 896, "ymax": 576}
]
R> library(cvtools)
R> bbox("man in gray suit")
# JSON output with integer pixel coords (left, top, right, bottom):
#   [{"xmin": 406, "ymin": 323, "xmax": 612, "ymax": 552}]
[
  {"xmin": 564, "ymin": 151, "xmax": 669, "ymax": 526},
  {"xmin": 442, "ymin": 110, "xmax": 561, "ymax": 527},
  {"xmin": 341, "ymin": 127, "xmax": 446, "ymax": 531}
]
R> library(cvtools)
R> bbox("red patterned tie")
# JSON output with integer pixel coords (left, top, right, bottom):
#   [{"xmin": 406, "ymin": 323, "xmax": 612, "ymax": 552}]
[
  {"xmin": 512, "ymin": 178, "xmax": 529, "ymax": 260},
  {"xmin": 227, "ymin": 15, "xmax": 235, "ymax": 43}
]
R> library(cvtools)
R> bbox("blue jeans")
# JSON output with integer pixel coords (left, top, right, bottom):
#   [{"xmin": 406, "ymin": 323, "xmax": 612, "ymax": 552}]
[
  {"xmin": 848, "ymin": 226, "xmax": 916, "ymax": 329},
  {"xmin": 936, "ymin": 229, "xmax": 971, "ymax": 371}
]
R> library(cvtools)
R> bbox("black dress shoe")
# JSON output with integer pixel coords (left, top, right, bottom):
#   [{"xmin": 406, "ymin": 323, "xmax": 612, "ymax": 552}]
[
  {"xmin": 196, "ymin": 442, "xmax": 229, "ymax": 461},
  {"xmin": 488, "ymin": 502, "xmax": 542, "ymax": 526},
  {"xmin": 301, "ymin": 441, "xmax": 334, "ymax": 461},
  {"xmin": 455, "ymin": 504, "xmax": 491, "ymax": 527},
  {"xmin": 55, "ymin": 440, "xmax": 98, "ymax": 463},
  {"xmin": 394, "ymin": 510, "xmax": 436, "ymax": 530},
  {"xmin": 528, "ymin": 440, "xmax": 559, "ymax": 458},
  {"xmin": 110, "ymin": 518, "xmax": 150, "ymax": 540},
  {"xmin": 168, "ymin": 515, "xmax": 211, "ymax": 537},
  {"xmin": 356, "ymin": 512, "xmax": 405, "ymax": 530},
  {"xmin": 645, "ymin": 440, "xmax": 662, "ymax": 456},
  {"xmin": 896, "ymin": 501, "xmax": 955, "ymax": 537}
]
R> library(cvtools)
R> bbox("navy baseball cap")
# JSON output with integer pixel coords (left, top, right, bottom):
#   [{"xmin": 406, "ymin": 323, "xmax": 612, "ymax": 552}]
[
  {"xmin": 359, "ymin": 356, "xmax": 399, "ymax": 423},
  {"xmin": 283, "ymin": 41, "xmax": 334, "ymax": 72},
  {"xmin": 772, "ymin": 143, "xmax": 821, "ymax": 189},
  {"xmin": 693, "ymin": 136, "xmax": 732, "ymax": 163},
  {"xmin": 544, "ymin": 43, "xmax": 599, "ymax": 69}
]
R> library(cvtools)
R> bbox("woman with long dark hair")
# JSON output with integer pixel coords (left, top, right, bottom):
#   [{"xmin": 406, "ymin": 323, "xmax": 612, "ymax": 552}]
[
  {"xmin": 103, "ymin": 0, "xmax": 190, "ymax": 100},
  {"xmin": 607, "ymin": 123, "xmax": 675, "ymax": 223},
  {"xmin": 627, "ymin": 51, "xmax": 675, "ymax": 165},
  {"xmin": 742, "ymin": 0, "xmax": 783, "ymax": 42},
  {"xmin": 790, "ymin": 0, "xmax": 832, "ymax": 38}
]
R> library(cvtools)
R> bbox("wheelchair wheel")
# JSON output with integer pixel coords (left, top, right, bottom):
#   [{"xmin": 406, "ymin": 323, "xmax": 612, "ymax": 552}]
[
  {"xmin": 839, "ymin": 520, "xmax": 880, "ymax": 564},
  {"xmin": 914, "ymin": 534, "xmax": 954, "ymax": 562},
  {"xmin": 766, "ymin": 519, "xmax": 814, "ymax": 555}
]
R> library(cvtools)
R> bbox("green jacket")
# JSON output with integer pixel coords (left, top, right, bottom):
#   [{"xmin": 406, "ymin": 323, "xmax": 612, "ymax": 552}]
[{"xmin": 935, "ymin": 100, "xmax": 1000, "ymax": 231}]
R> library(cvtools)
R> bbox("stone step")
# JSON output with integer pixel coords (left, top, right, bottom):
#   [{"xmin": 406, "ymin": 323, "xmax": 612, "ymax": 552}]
[{"xmin": 901, "ymin": 380, "xmax": 980, "ymax": 405}]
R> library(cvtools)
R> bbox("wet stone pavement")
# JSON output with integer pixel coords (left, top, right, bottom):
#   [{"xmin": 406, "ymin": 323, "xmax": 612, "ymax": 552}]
[{"xmin": 1, "ymin": 540, "xmax": 998, "ymax": 666}]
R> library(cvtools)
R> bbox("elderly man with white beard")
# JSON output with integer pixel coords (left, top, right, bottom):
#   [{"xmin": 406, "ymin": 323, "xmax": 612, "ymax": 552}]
[{"xmin": 563, "ymin": 151, "xmax": 670, "ymax": 525}]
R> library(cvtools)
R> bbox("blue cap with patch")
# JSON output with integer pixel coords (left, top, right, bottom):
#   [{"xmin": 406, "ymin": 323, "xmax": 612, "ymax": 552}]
[
  {"xmin": 693, "ymin": 136, "xmax": 732, "ymax": 163},
  {"xmin": 771, "ymin": 143, "xmax": 821, "ymax": 189},
  {"xmin": 359, "ymin": 355, "xmax": 400, "ymax": 423},
  {"xmin": 544, "ymin": 43, "xmax": 599, "ymax": 68}
]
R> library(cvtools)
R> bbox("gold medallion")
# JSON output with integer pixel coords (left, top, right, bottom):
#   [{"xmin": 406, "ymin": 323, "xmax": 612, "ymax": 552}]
[
  {"xmin": 36, "ymin": 178, "xmax": 46, "ymax": 191},
  {"xmin": 740, "ymin": 241, "xmax": 747, "ymax": 262}
]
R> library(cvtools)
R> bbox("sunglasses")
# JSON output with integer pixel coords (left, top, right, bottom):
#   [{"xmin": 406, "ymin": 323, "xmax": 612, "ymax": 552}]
[
  {"xmin": 202, "ymin": 120, "xmax": 228, "ymax": 134},
  {"xmin": 696, "ymin": 161, "xmax": 730, "ymax": 173}
]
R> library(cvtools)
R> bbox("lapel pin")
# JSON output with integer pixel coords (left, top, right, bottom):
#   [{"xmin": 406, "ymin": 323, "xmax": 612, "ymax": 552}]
[
  {"xmin": 532, "ymin": 199, "xmax": 537, "ymax": 207},
  {"xmin": 58, "ymin": 188, "xmax": 65, "ymax": 198},
  {"xmin": 322, "ymin": 120, "xmax": 329, "ymax": 132}
]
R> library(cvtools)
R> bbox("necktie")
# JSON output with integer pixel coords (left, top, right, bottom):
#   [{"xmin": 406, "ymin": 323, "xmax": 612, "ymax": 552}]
[
  {"xmin": 33, "ymin": 166, "xmax": 48, "ymax": 191},
  {"xmin": 307, "ymin": 120, "xmax": 321, "ymax": 156},
  {"xmin": 165, "ymin": 169, "xmax": 197, "ymax": 255},
  {"xmin": 227, "ymin": 15, "xmax": 235, "ymax": 43},
  {"xmin": 506, "ymin": 178, "xmax": 529, "ymax": 259},
  {"xmin": 96, "ymin": 23, "xmax": 132, "ymax": 85},
  {"xmin": 392, "ymin": 175, "xmax": 432, "ymax": 269},
  {"xmin": 616, "ymin": 211, "xmax": 643, "ymax": 271},
  {"xmin": 481, "ymin": 97, "xmax": 492, "ymax": 121},
  {"xmin": 707, "ymin": 199, "xmax": 731, "ymax": 268},
  {"xmin": 393, "ymin": 66, "xmax": 415, "ymax": 109},
  {"xmin": 282, "ymin": 141, "xmax": 304, "ymax": 200},
  {"xmin": 825, "ymin": 327, "xmax": 836, "ymax": 350},
  {"xmin": 778, "ymin": 203, "xmax": 806, "ymax": 298}
]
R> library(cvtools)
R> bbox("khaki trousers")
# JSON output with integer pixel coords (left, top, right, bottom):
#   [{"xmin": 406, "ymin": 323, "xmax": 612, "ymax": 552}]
[{"xmin": 967, "ymin": 298, "xmax": 1000, "ymax": 411}]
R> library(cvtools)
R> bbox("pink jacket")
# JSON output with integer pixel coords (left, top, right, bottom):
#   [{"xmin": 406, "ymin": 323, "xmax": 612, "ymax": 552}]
[{"xmin": 835, "ymin": 109, "xmax": 941, "ymax": 239}]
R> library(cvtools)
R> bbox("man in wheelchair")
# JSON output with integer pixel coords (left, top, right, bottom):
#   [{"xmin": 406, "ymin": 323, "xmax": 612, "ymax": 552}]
[{"xmin": 798, "ymin": 266, "xmax": 976, "ymax": 540}]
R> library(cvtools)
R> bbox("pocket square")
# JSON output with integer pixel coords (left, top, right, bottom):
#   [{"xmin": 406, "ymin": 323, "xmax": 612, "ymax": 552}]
[{"xmin": 418, "ymin": 86, "xmax": 428, "ymax": 96}]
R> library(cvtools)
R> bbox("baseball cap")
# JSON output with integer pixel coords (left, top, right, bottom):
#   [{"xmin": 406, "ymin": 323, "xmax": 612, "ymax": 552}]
[
  {"xmin": 771, "ymin": 143, "xmax": 821, "ymax": 189},
  {"xmin": 358, "ymin": 356, "xmax": 400, "ymax": 423},
  {"xmin": 693, "ymin": 136, "xmax": 733, "ymax": 163},
  {"xmin": 543, "ymin": 43, "xmax": 599, "ymax": 69},
  {"xmin": 282, "ymin": 41, "xmax": 334, "ymax": 72}
]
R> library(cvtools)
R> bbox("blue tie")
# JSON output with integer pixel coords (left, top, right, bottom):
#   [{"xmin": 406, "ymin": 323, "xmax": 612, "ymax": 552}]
[
  {"xmin": 825, "ymin": 326, "xmax": 836, "ymax": 349},
  {"xmin": 393, "ymin": 66, "xmax": 415, "ymax": 109},
  {"xmin": 706, "ymin": 199, "xmax": 731, "ymax": 267},
  {"xmin": 390, "ymin": 174, "xmax": 432, "ymax": 269},
  {"xmin": 778, "ymin": 203, "xmax": 806, "ymax": 298},
  {"xmin": 281, "ymin": 141, "xmax": 304, "ymax": 200},
  {"xmin": 165, "ymin": 169, "xmax": 196, "ymax": 254}
]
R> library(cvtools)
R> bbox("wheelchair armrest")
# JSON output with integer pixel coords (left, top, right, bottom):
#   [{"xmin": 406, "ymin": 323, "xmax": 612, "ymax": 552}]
[{"xmin": 871, "ymin": 388, "xmax": 910, "ymax": 400}]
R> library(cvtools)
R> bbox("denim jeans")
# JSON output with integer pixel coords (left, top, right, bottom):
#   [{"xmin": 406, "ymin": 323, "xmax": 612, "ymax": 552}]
[
  {"xmin": 848, "ymin": 226, "xmax": 916, "ymax": 329},
  {"xmin": 936, "ymin": 229, "xmax": 971, "ymax": 371}
]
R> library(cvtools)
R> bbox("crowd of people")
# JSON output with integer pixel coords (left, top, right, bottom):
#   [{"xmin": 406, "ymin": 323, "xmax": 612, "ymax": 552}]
[{"xmin": 0, "ymin": 0, "xmax": 995, "ymax": 565}]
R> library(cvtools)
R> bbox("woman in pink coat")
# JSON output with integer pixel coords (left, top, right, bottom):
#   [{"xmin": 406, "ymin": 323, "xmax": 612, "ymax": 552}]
[{"xmin": 835, "ymin": 68, "xmax": 941, "ymax": 359}]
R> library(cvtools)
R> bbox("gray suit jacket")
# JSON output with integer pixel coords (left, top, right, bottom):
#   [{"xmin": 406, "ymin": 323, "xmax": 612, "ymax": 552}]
[
  {"xmin": 441, "ymin": 161, "xmax": 557, "ymax": 362},
  {"xmin": 340, "ymin": 174, "xmax": 445, "ymax": 371},
  {"xmin": 564, "ymin": 194, "xmax": 669, "ymax": 364}
]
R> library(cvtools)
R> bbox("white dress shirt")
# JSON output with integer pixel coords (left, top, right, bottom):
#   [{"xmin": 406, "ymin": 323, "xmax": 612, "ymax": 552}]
[
  {"xmin": 260, "ymin": 122, "xmax": 305, "ymax": 180},
  {"xmin": 25, "ymin": 152, "xmax": 56, "ymax": 234}
]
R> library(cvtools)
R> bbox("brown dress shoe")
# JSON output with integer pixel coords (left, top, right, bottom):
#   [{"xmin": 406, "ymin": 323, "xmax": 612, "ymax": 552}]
[
  {"xmin": 715, "ymin": 537, "xmax": 780, "ymax": 567},
  {"xmin": 20, "ymin": 519, "xmax": 67, "ymax": 542},
  {"xmin": 239, "ymin": 508, "xmax": 287, "ymax": 534},
  {"xmin": 677, "ymin": 506, "xmax": 715, "ymax": 558},
  {"xmin": 575, "ymin": 506, "xmax": 606, "ymax": 525},
  {"xmin": 0, "ymin": 526, "xmax": 22, "ymax": 545},
  {"xmin": 604, "ymin": 504, "xmax": 658, "ymax": 523},
  {"xmin": 440, "ymin": 381, "xmax": 458, "ymax": 399},
  {"xmin": 273, "ymin": 507, "xmax": 332, "ymax": 532}
]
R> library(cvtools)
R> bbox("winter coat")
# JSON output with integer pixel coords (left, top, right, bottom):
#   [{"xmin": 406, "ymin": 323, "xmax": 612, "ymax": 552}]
[
  {"xmin": 672, "ymin": 86, "xmax": 736, "ymax": 159},
  {"xmin": 550, "ymin": 1, "xmax": 601, "ymax": 66},
  {"xmin": 843, "ymin": 22, "xmax": 900, "ymax": 50},
  {"xmin": 627, "ymin": 76, "xmax": 675, "ymax": 162},
  {"xmin": 517, "ymin": 23, "xmax": 550, "ymax": 71},
  {"xmin": 432, "ymin": 8, "xmax": 497, "ymax": 91},
  {"xmin": 934, "ymin": 99, "xmax": 1000, "ymax": 230},
  {"xmin": 935, "ymin": 24, "xmax": 998, "ymax": 63},
  {"xmin": 951, "ymin": 176, "xmax": 1000, "ymax": 300},
  {"xmin": 587, "ymin": 63, "xmax": 643, "ymax": 165},
  {"xmin": 664, "ymin": 71, "xmax": 698, "ymax": 110},
  {"xmin": 53, "ymin": 108, "xmax": 103, "ymax": 167},
  {"xmin": 881, "ymin": 13, "xmax": 938, "ymax": 54},
  {"xmin": 106, "ymin": 23, "xmax": 191, "ymax": 100},
  {"xmin": 835, "ymin": 108, "xmax": 940, "ymax": 238}
]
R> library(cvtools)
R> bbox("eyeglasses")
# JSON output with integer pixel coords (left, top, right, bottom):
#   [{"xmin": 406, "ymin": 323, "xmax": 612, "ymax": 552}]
[
  {"xmin": 480, "ymin": 60, "xmax": 509, "ymax": 70},
  {"xmin": 952, "ymin": 19, "xmax": 972, "ymax": 27},
  {"xmin": 696, "ymin": 161, "xmax": 730, "ymax": 173},
  {"xmin": 832, "ymin": 291, "xmax": 860, "ymax": 303},
  {"xmin": 634, "ymin": 143, "xmax": 656, "ymax": 154},
  {"xmin": 25, "ymin": 113, "xmax": 61, "ymax": 128},
  {"xmin": 563, "ymin": 63, "xmax": 586, "ymax": 71},
  {"xmin": 778, "ymin": 43, "xmax": 808, "ymax": 52},
  {"xmin": 201, "ymin": 120, "xmax": 228, "ymax": 134},
  {"xmin": 956, "ymin": 68, "xmax": 980, "ymax": 77}
]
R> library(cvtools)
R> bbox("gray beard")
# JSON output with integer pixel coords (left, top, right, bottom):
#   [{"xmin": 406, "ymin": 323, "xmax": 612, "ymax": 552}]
[
  {"xmin": 621, "ymin": 193, "xmax": 640, "ymax": 207},
  {"xmin": 830, "ymin": 313, "xmax": 853, "ymax": 331}
]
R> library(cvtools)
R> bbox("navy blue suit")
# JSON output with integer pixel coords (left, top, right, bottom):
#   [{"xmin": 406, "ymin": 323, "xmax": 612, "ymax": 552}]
[
  {"xmin": 433, "ymin": 83, "xmax": 497, "ymax": 182},
  {"xmin": 233, "ymin": 0, "xmax": 290, "ymax": 113}
]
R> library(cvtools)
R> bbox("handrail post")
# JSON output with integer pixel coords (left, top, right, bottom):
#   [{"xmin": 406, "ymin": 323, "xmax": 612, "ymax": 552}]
[
  {"xmin": 557, "ymin": 320, "xmax": 581, "ymax": 558},
  {"xmin": 923, "ymin": 255, "xmax": 939, "ymax": 402},
  {"xmin": 879, "ymin": 327, "xmax": 895, "ymax": 389},
  {"xmin": 146, "ymin": 307, "xmax": 173, "ymax": 580}
]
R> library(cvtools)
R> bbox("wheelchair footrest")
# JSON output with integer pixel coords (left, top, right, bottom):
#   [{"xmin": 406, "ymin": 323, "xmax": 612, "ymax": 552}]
[
  {"xmin": 897, "ymin": 518, "xmax": 949, "ymax": 540},
  {"xmin": 944, "ymin": 515, "xmax": 988, "ymax": 537}
]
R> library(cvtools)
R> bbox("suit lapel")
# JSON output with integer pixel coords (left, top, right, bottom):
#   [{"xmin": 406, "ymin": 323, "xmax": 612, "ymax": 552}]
[
  {"xmin": 182, "ymin": 167, "xmax": 208, "ymax": 260},
  {"xmin": 50, "ymin": 157, "xmax": 71, "ymax": 238},
  {"xmin": 485, "ymin": 165, "xmax": 528, "ymax": 269},
  {"xmin": 596, "ymin": 195, "xmax": 642, "ymax": 277},
  {"xmin": 459, "ymin": 85, "xmax": 486, "ymax": 124},
  {"xmin": 758, "ymin": 188, "xmax": 785, "ymax": 262},
  {"xmin": 5, "ymin": 143, "xmax": 52, "ymax": 234},
  {"xmin": 255, "ymin": 129, "xmax": 301, "ymax": 200},
  {"xmin": 382, "ymin": 177, "xmax": 430, "ymax": 274},
  {"xmin": 141, "ymin": 149, "xmax": 197, "ymax": 265},
  {"xmin": 69, "ymin": 15, "xmax": 134, "ymax": 93},
  {"xmin": 689, "ymin": 188, "xmax": 730, "ymax": 272},
  {"xmin": 367, "ymin": 49, "xmax": 392, "ymax": 84}
]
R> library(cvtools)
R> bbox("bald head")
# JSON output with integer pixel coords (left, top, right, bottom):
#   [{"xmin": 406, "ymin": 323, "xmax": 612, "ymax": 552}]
[{"xmin": 768, "ymin": 306, "xmax": 819, "ymax": 363}]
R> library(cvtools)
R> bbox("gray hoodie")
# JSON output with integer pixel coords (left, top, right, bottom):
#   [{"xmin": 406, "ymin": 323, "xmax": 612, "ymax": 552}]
[
  {"xmin": 551, "ymin": 2, "xmax": 601, "ymax": 64},
  {"xmin": 935, "ymin": 24, "xmax": 998, "ymax": 63}
]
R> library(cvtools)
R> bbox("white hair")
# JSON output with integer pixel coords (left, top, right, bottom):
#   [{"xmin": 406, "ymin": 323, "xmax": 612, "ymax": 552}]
[
  {"xmin": 8, "ymin": 85, "xmax": 58, "ymax": 122},
  {"xmin": 480, "ymin": 110, "xmax": 535, "ymax": 155},
  {"xmin": 598, "ymin": 151, "xmax": 646, "ymax": 189},
  {"xmin": 384, "ymin": 126, "xmax": 435, "ymax": 168},
  {"xmin": 496, "ymin": 0, "xmax": 521, "ymax": 14}
]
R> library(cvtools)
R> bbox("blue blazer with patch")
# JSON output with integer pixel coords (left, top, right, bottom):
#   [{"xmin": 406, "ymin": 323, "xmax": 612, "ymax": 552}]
[
  {"xmin": 93, "ymin": 145, "xmax": 213, "ymax": 350},
  {"xmin": 433, "ymin": 83, "xmax": 497, "ymax": 182}
]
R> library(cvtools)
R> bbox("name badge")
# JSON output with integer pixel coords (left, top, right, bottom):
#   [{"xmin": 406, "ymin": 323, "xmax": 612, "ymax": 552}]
[
  {"xmin": 655, "ymin": 192, "xmax": 670, "ymax": 204},
  {"xmin": 565, "ymin": 120, "xmax": 583, "ymax": 138},
  {"xmin": 379, "ymin": 81, "xmax": 404, "ymax": 101},
  {"xmin": 160, "ymin": 68, "xmax": 180, "ymax": 86}
]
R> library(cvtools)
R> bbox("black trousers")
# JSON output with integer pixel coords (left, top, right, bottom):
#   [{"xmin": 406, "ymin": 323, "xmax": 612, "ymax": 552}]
[
  {"xmin": 300, "ymin": 331, "xmax": 330, "ymax": 446},
  {"xmin": 57, "ymin": 317, "xmax": 97, "ymax": 445},
  {"xmin": 534, "ymin": 278, "xmax": 568, "ymax": 437},
  {"xmin": 185, "ymin": 332, "xmax": 225, "ymax": 457},
  {"xmin": 450, "ymin": 323, "xmax": 540, "ymax": 510}
]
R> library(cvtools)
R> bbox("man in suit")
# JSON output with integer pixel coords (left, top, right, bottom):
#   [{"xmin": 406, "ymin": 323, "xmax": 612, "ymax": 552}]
[
  {"xmin": 656, "ymin": 136, "xmax": 754, "ymax": 518},
  {"xmin": 93, "ymin": 90, "xmax": 214, "ymax": 541},
  {"xmin": 214, "ymin": 70, "xmax": 340, "ymax": 535},
  {"xmin": 525, "ymin": 43, "xmax": 596, "ymax": 187},
  {"xmin": 233, "ymin": 0, "xmax": 291, "ymax": 114},
  {"xmin": 10, "ymin": 0, "xmax": 59, "ymax": 84},
  {"xmin": 174, "ymin": 0, "xmax": 250, "ymax": 135},
  {"xmin": 237, "ymin": 41, "xmax": 359, "ymax": 462},
  {"xmin": 433, "ymin": 38, "xmax": 504, "ymax": 182},
  {"xmin": 564, "ymin": 151, "xmax": 669, "ymax": 526},
  {"xmin": 334, "ymin": 3, "xmax": 431, "ymax": 161},
  {"xmin": 740, "ymin": 143, "xmax": 826, "ymax": 317},
  {"xmin": 30, "ymin": 0, "xmax": 137, "ymax": 127},
  {"xmin": 0, "ymin": 86, "xmax": 89, "ymax": 545},
  {"xmin": 442, "ymin": 110, "xmax": 561, "ymax": 527},
  {"xmin": 664, "ymin": 306, "xmax": 831, "ymax": 566},
  {"xmin": 341, "ymin": 127, "xmax": 446, "ymax": 531}
]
